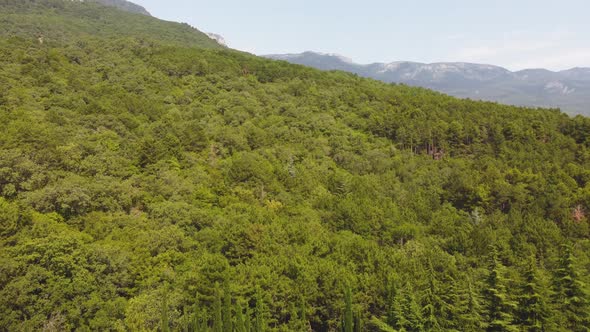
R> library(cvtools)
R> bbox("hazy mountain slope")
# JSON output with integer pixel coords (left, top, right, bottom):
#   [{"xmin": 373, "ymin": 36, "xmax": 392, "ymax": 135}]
[
  {"xmin": 0, "ymin": 0, "xmax": 222, "ymax": 49},
  {"xmin": 265, "ymin": 51, "xmax": 590, "ymax": 115}
]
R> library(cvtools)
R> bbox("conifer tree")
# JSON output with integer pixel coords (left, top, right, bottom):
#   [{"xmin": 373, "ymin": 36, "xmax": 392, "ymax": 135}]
[
  {"xmin": 235, "ymin": 302, "xmax": 246, "ymax": 332},
  {"xmin": 222, "ymin": 278, "xmax": 232, "ymax": 332},
  {"xmin": 201, "ymin": 309, "xmax": 209, "ymax": 332},
  {"xmin": 458, "ymin": 278, "xmax": 482, "ymax": 331},
  {"xmin": 384, "ymin": 272, "xmax": 401, "ymax": 328},
  {"xmin": 161, "ymin": 287, "xmax": 170, "ymax": 332},
  {"xmin": 288, "ymin": 301, "xmax": 298, "ymax": 325},
  {"xmin": 421, "ymin": 262, "xmax": 446, "ymax": 331},
  {"xmin": 388, "ymin": 294, "xmax": 407, "ymax": 331},
  {"xmin": 254, "ymin": 286, "xmax": 265, "ymax": 332},
  {"xmin": 191, "ymin": 307, "xmax": 208, "ymax": 332},
  {"xmin": 189, "ymin": 302, "xmax": 201, "ymax": 332},
  {"xmin": 440, "ymin": 275, "xmax": 461, "ymax": 330},
  {"xmin": 553, "ymin": 245, "xmax": 589, "ymax": 331},
  {"xmin": 299, "ymin": 296, "xmax": 308, "ymax": 331},
  {"xmin": 245, "ymin": 307, "xmax": 252, "ymax": 332},
  {"xmin": 482, "ymin": 246, "xmax": 517, "ymax": 332},
  {"xmin": 353, "ymin": 309, "xmax": 363, "ymax": 332},
  {"xmin": 344, "ymin": 286, "xmax": 354, "ymax": 332},
  {"xmin": 213, "ymin": 283, "xmax": 223, "ymax": 332},
  {"xmin": 517, "ymin": 257, "xmax": 550, "ymax": 331},
  {"xmin": 402, "ymin": 285, "xmax": 424, "ymax": 332}
]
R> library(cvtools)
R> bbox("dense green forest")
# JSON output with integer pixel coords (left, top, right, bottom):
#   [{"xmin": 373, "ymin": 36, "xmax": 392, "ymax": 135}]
[{"xmin": 1, "ymin": 0, "xmax": 590, "ymax": 331}]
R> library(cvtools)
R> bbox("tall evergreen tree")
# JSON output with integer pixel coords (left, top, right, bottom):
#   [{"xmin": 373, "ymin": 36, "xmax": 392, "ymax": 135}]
[
  {"xmin": 235, "ymin": 302, "xmax": 246, "ymax": 332},
  {"xmin": 161, "ymin": 287, "xmax": 170, "ymax": 332},
  {"xmin": 421, "ymin": 262, "xmax": 447, "ymax": 331},
  {"xmin": 458, "ymin": 278, "xmax": 482, "ymax": 332},
  {"xmin": 343, "ymin": 286, "xmax": 354, "ymax": 332},
  {"xmin": 517, "ymin": 257, "xmax": 550, "ymax": 331},
  {"xmin": 299, "ymin": 296, "xmax": 308, "ymax": 331},
  {"xmin": 388, "ymin": 293, "xmax": 407, "ymax": 331},
  {"xmin": 482, "ymin": 246, "xmax": 517, "ymax": 332},
  {"xmin": 385, "ymin": 274, "xmax": 397, "ymax": 328},
  {"xmin": 553, "ymin": 245, "xmax": 589, "ymax": 332},
  {"xmin": 245, "ymin": 307, "xmax": 252, "ymax": 332},
  {"xmin": 222, "ymin": 278, "xmax": 232, "ymax": 332},
  {"xmin": 213, "ymin": 283, "xmax": 223, "ymax": 332},
  {"xmin": 440, "ymin": 275, "xmax": 461, "ymax": 331},
  {"xmin": 402, "ymin": 285, "xmax": 424, "ymax": 332},
  {"xmin": 353, "ymin": 309, "xmax": 363, "ymax": 332},
  {"xmin": 254, "ymin": 286, "xmax": 265, "ymax": 332},
  {"xmin": 191, "ymin": 307, "xmax": 208, "ymax": 332}
]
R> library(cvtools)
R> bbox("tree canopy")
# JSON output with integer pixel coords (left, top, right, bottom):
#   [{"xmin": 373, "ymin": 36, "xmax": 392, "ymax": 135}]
[{"xmin": 0, "ymin": 0, "xmax": 589, "ymax": 331}]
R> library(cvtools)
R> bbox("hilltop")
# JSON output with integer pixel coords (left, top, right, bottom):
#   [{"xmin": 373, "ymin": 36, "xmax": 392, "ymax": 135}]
[
  {"xmin": 88, "ymin": 0, "xmax": 151, "ymax": 16},
  {"xmin": 0, "ymin": 0, "xmax": 223, "ymax": 49}
]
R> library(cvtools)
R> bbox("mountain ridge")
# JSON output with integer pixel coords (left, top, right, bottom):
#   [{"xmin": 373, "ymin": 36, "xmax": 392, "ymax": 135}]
[
  {"xmin": 264, "ymin": 51, "xmax": 590, "ymax": 115},
  {"xmin": 266, "ymin": 51, "xmax": 589, "ymax": 74}
]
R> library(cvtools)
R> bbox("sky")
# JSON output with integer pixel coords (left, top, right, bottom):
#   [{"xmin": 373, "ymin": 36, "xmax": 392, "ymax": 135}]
[{"xmin": 131, "ymin": 0, "xmax": 590, "ymax": 71}]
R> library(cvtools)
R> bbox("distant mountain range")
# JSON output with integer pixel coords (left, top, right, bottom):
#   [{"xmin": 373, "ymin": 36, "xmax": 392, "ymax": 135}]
[{"xmin": 264, "ymin": 52, "xmax": 590, "ymax": 115}]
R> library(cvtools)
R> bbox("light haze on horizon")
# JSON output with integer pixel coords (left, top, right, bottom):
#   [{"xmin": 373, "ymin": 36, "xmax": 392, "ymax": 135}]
[{"xmin": 131, "ymin": 0, "xmax": 590, "ymax": 71}]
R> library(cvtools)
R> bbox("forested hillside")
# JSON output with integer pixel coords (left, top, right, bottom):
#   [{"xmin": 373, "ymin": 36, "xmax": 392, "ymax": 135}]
[
  {"xmin": 0, "ymin": 0, "xmax": 222, "ymax": 49},
  {"xmin": 1, "ymin": 1, "xmax": 589, "ymax": 331}
]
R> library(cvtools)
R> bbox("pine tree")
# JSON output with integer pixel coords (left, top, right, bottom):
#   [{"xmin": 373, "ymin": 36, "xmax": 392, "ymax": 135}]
[
  {"xmin": 440, "ymin": 275, "xmax": 461, "ymax": 331},
  {"xmin": 421, "ymin": 263, "xmax": 446, "ymax": 331},
  {"xmin": 517, "ymin": 257, "xmax": 550, "ymax": 331},
  {"xmin": 553, "ymin": 245, "xmax": 589, "ymax": 332},
  {"xmin": 402, "ymin": 285, "xmax": 424, "ymax": 332},
  {"xmin": 385, "ymin": 273, "xmax": 399, "ymax": 328},
  {"xmin": 254, "ymin": 286, "xmax": 265, "ymax": 332},
  {"xmin": 353, "ymin": 309, "xmax": 363, "ymax": 332},
  {"xmin": 482, "ymin": 246, "xmax": 517, "ymax": 332},
  {"xmin": 389, "ymin": 293, "xmax": 407, "ymax": 331},
  {"xmin": 213, "ymin": 283, "xmax": 223, "ymax": 332},
  {"xmin": 191, "ymin": 307, "xmax": 208, "ymax": 332},
  {"xmin": 288, "ymin": 301, "xmax": 298, "ymax": 324},
  {"xmin": 245, "ymin": 306, "xmax": 252, "ymax": 332},
  {"xmin": 343, "ymin": 286, "xmax": 354, "ymax": 332},
  {"xmin": 457, "ymin": 277, "xmax": 482, "ymax": 332},
  {"xmin": 161, "ymin": 287, "xmax": 170, "ymax": 332},
  {"xmin": 201, "ymin": 308, "xmax": 209, "ymax": 332},
  {"xmin": 222, "ymin": 278, "xmax": 232, "ymax": 332},
  {"xmin": 235, "ymin": 302, "xmax": 246, "ymax": 332},
  {"xmin": 299, "ymin": 296, "xmax": 308, "ymax": 331}
]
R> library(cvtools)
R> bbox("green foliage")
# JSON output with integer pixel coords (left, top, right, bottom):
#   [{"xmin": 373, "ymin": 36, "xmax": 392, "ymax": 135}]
[
  {"xmin": 254, "ymin": 286, "xmax": 266, "ymax": 332},
  {"xmin": 213, "ymin": 283, "xmax": 223, "ymax": 332},
  {"xmin": 553, "ymin": 245, "xmax": 590, "ymax": 331},
  {"xmin": 161, "ymin": 287, "xmax": 170, "ymax": 332},
  {"xmin": 235, "ymin": 302, "xmax": 246, "ymax": 332},
  {"xmin": 483, "ymin": 246, "xmax": 517, "ymax": 332},
  {"xmin": 0, "ymin": 0, "xmax": 589, "ymax": 331},
  {"xmin": 516, "ymin": 257, "xmax": 551, "ymax": 332},
  {"xmin": 222, "ymin": 278, "xmax": 232, "ymax": 332},
  {"xmin": 343, "ymin": 286, "xmax": 354, "ymax": 332}
]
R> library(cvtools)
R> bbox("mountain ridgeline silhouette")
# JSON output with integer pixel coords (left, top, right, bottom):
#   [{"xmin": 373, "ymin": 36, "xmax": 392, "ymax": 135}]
[{"xmin": 265, "ymin": 51, "xmax": 590, "ymax": 115}]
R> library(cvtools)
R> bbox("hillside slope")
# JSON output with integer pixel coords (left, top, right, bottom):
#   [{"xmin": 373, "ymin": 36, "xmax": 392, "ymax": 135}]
[
  {"xmin": 89, "ymin": 0, "xmax": 152, "ymax": 16},
  {"xmin": 0, "ymin": 0, "xmax": 222, "ymax": 49},
  {"xmin": 0, "ymin": 1, "xmax": 589, "ymax": 331},
  {"xmin": 265, "ymin": 51, "xmax": 590, "ymax": 115}
]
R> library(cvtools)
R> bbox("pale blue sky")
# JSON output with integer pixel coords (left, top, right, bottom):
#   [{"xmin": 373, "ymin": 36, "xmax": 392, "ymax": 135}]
[{"xmin": 132, "ymin": 0, "xmax": 589, "ymax": 71}]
